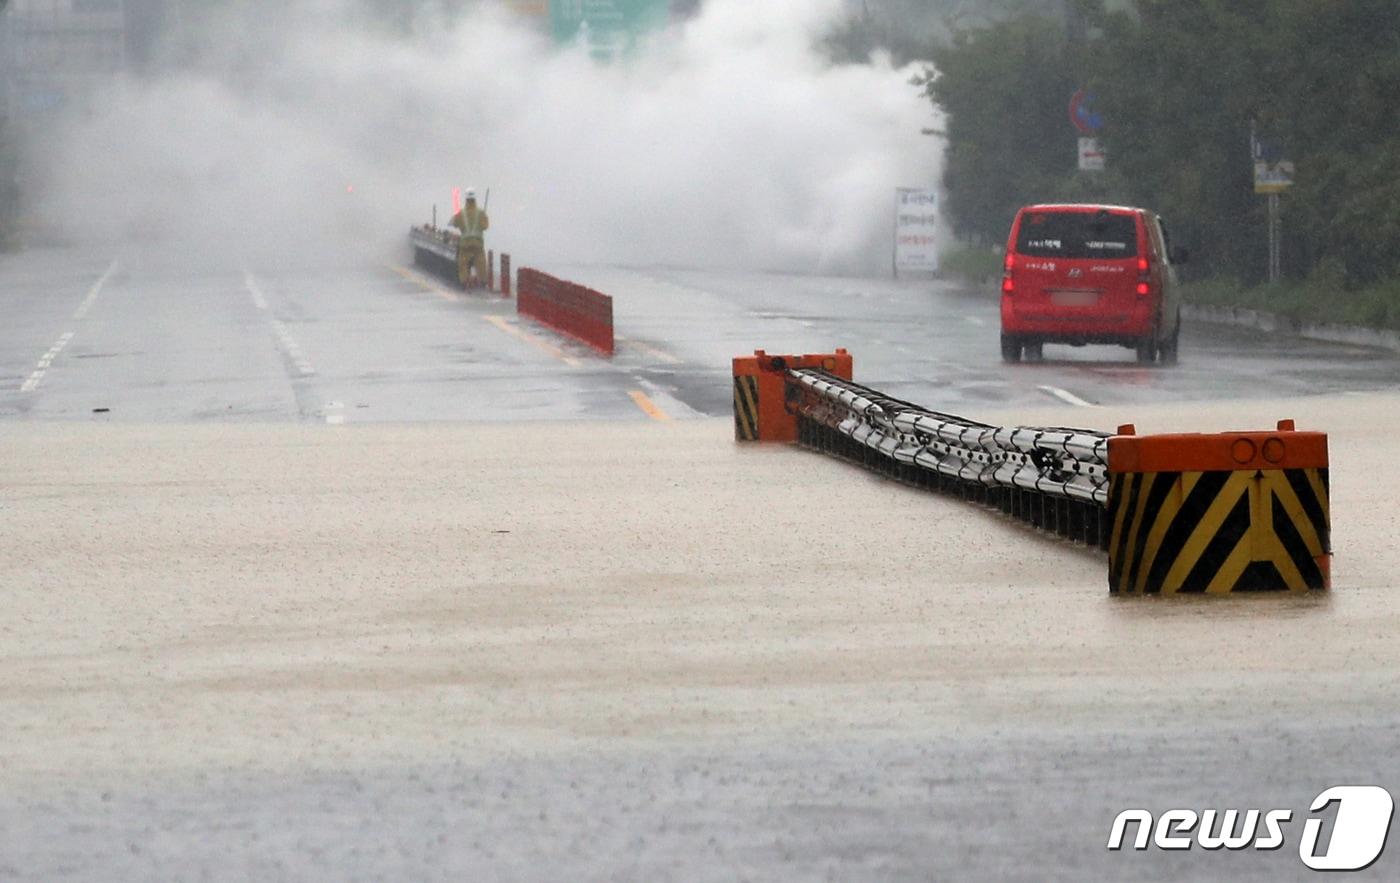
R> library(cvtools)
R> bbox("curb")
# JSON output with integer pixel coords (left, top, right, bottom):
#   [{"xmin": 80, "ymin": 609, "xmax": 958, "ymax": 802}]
[{"xmin": 1183, "ymin": 303, "xmax": 1400, "ymax": 353}]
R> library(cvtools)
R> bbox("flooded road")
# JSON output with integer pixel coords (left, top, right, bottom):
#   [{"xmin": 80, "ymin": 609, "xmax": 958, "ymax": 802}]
[{"xmin": 2, "ymin": 391, "xmax": 1398, "ymax": 880}]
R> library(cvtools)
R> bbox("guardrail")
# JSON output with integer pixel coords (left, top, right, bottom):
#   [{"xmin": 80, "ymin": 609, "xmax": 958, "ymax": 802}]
[
  {"xmin": 735, "ymin": 349, "xmax": 1331, "ymax": 594},
  {"xmin": 409, "ymin": 225, "xmax": 458, "ymax": 282}
]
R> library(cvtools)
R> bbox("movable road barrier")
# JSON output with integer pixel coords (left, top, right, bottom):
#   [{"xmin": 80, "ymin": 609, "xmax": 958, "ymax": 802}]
[
  {"xmin": 517, "ymin": 268, "xmax": 614, "ymax": 356},
  {"xmin": 732, "ymin": 349, "xmax": 853, "ymax": 443},
  {"xmin": 500, "ymin": 253, "xmax": 512, "ymax": 298},
  {"xmin": 733, "ymin": 350, "xmax": 1331, "ymax": 593}
]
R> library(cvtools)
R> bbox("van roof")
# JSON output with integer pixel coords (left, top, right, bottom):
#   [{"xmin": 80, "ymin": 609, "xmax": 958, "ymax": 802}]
[{"xmin": 1020, "ymin": 203, "xmax": 1145, "ymax": 214}]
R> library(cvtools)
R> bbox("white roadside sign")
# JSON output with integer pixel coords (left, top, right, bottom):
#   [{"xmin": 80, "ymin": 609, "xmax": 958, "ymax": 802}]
[
  {"xmin": 895, "ymin": 188, "xmax": 939, "ymax": 275},
  {"xmin": 1078, "ymin": 137, "xmax": 1106, "ymax": 171}
]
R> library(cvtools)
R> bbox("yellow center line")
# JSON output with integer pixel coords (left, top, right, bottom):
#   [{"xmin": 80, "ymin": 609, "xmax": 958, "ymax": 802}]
[
  {"xmin": 389, "ymin": 264, "xmax": 461, "ymax": 303},
  {"xmin": 614, "ymin": 334, "xmax": 682, "ymax": 365},
  {"xmin": 628, "ymin": 390, "xmax": 672, "ymax": 422},
  {"xmin": 484, "ymin": 315, "xmax": 582, "ymax": 367}
]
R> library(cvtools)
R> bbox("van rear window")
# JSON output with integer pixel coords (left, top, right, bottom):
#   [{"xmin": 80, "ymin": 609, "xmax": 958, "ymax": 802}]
[{"xmin": 1015, "ymin": 211, "xmax": 1138, "ymax": 259}]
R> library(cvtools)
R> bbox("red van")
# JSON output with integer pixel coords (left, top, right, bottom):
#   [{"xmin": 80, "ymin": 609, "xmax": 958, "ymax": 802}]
[{"xmin": 999, "ymin": 203, "xmax": 1186, "ymax": 364}]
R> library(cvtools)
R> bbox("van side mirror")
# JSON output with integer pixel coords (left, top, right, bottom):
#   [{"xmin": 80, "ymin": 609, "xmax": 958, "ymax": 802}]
[{"xmin": 1169, "ymin": 246, "xmax": 1190, "ymax": 265}]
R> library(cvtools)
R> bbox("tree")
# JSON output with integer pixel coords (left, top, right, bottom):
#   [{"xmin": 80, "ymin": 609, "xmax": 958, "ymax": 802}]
[
  {"xmin": 927, "ymin": 0, "xmax": 1400, "ymax": 289},
  {"xmin": 919, "ymin": 14, "xmax": 1084, "ymax": 245}
]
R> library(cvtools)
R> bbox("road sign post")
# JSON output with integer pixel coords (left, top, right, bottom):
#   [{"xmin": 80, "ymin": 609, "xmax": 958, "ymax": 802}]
[
  {"xmin": 1070, "ymin": 90, "xmax": 1105, "ymax": 172},
  {"xmin": 1252, "ymin": 122, "xmax": 1293, "ymax": 284}
]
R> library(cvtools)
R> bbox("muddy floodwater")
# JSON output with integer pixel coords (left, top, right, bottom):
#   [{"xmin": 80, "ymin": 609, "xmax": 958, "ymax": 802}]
[{"xmin": 2, "ymin": 395, "xmax": 1398, "ymax": 880}]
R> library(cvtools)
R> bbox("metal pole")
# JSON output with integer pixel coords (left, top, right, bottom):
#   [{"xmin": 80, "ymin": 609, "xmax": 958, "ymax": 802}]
[
  {"xmin": 1267, "ymin": 193, "xmax": 1281, "ymax": 284},
  {"xmin": 892, "ymin": 189, "xmax": 899, "ymax": 280}
]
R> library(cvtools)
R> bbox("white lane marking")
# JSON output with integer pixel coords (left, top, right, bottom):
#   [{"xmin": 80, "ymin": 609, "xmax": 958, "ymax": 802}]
[
  {"xmin": 324, "ymin": 400, "xmax": 346, "ymax": 425},
  {"xmin": 20, "ymin": 331, "xmax": 75, "ymax": 393},
  {"xmin": 246, "ymin": 273, "xmax": 269, "ymax": 310},
  {"xmin": 245, "ymin": 272, "xmax": 315, "ymax": 378},
  {"xmin": 1038, "ymin": 385, "xmax": 1099, "ymax": 408},
  {"xmin": 20, "ymin": 262, "xmax": 119, "ymax": 394},
  {"xmin": 964, "ymin": 316, "xmax": 986, "ymax": 326},
  {"xmin": 73, "ymin": 260, "xmax": 120, "ymax": 321}
]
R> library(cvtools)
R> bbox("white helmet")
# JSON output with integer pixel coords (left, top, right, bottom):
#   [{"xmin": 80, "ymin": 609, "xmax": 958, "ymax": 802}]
[{"xmin": 464, "ymin": 188, "xmax": 477, "ymax": 201}]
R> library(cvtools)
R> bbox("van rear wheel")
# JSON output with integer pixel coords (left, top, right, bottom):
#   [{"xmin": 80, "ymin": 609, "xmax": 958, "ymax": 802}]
[
  {"xmin": 1135, "ymin": 335, "xmax": 1158, "ymax": 365},
  {"xmin": 1158, "ymin": 317, "xmax": 1181, "ymax": 366},
  {"xmin": 1000, "ymin": 334, "xmax": 1022, "ymax": 363}
]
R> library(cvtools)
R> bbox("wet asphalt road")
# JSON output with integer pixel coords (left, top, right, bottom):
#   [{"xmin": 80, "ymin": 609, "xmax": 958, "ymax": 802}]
[{"xmin": 4, "ymin": 244, "xmax": 1400, "ymax": 423}]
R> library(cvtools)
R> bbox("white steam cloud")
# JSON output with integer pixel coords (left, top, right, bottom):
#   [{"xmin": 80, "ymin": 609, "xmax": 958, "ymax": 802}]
[{"xmin": 35, "ymin": 0, "xmax": 941, "ymax": 275}]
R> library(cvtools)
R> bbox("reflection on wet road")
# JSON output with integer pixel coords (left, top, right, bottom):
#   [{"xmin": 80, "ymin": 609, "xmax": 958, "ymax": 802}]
[{"xmin": 3, "ymin": 246, "xmax": 1398, "ymax": 423}]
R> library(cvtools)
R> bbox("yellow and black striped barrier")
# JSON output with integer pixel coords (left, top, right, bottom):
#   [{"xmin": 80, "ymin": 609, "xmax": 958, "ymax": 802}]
[
  {"xmin": 733, "ymin": 375, "xmax": 760, "ymax": 441},
  {"xmin": 1107, "ymin": 421, "xmax": 1330, "ymax": 594}
]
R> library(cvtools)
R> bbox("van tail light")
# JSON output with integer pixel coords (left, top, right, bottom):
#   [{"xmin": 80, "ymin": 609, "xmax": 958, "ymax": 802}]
[
  {"xmin": 1136, "ymin": 256, "xmax": 1152, "ymax": 297},
  {"xmin": 1002, "ymin": 253, "xmax": 1015, "ymax": 294},
  {"xmin": 1136, "ymin": 281, "xmax": 1151, "ymax": 296}
]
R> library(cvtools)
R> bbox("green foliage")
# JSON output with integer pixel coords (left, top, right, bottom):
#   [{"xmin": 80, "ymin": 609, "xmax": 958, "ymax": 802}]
[
  {"xmin": 1183, "ymin": 272, "xmax": 1400, "ymax": 331},
  {"xmin": 926, "ymin": 0, "xmax": 1400, "ymax": 308},
  {"xmin": 939, "ymin": 244, "xmax": 1003, "ymax": 285},
  {"xmin": 918, "ymin": 17, "xmax": 1066, "ymax": 245}
]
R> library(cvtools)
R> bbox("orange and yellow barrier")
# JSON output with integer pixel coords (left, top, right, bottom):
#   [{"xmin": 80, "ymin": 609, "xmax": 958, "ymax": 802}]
[{"xmin": 1106, "ymin": 421, "xmax": 1330, "ymax": 594}]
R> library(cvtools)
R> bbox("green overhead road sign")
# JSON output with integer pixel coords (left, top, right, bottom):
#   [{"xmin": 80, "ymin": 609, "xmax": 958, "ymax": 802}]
[{"xmin": 551, "ymin": 0, "xmax": 670, "ymax": 58}]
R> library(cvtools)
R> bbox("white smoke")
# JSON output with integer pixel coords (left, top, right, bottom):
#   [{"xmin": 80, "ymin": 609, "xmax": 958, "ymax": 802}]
[{"xmin": 34, "ymin": 0, "xmax": 941, "ymax": 274}]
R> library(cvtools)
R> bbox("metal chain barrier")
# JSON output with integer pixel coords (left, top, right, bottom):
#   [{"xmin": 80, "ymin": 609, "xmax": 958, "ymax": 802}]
[{"xmin": 786, "ymin": 369, "xmax": 1112, "ymax": 549}]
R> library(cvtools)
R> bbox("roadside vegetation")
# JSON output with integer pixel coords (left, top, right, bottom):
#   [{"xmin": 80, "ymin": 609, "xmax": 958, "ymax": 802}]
[
  {"xmin": 835, "ymin": 1, "xmax": 1400, "ymax": 327},
  {"xmin": 937, "ymin": 244, "xmax": 1002, "ymax": 288},
  {"xmin": 1183, "ymin": 276, "xmax": 1400, "ymax": 333}
]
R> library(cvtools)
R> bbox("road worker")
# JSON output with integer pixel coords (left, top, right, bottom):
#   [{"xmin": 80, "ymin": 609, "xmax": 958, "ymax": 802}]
[{"xmin": 448, "ymin": 188, "xmax": 490, "ymax": 289}]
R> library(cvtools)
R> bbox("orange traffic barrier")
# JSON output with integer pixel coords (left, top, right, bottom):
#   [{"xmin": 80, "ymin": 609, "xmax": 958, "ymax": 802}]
[
  {"xmin": 517, "ymin": 268, "xmax": 614, "ymax": 355},
  {"xmin": 1106, "ymin": 420, "xmax": 1330, "ymax": 594},
  {"xmin": 732, "ymin": 349, "xmax": 852, "ymax": 442}
]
